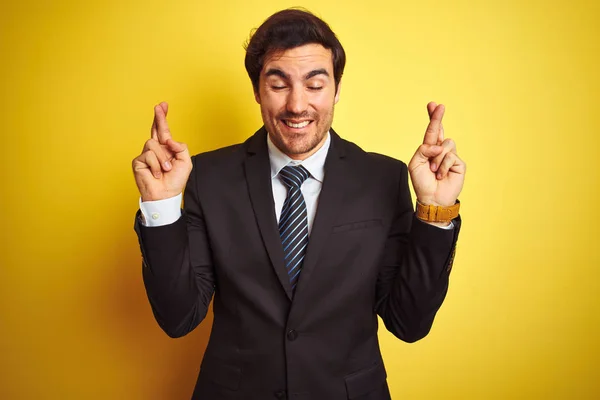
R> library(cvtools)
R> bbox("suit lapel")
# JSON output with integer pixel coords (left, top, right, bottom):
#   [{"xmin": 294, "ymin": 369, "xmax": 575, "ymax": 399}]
[
  {"xmin": 293, "ymin": 130, "xmax": 349, "ymax": 299},
  {"xmin": 244, "ymin": 128, "xmax": 293, "ymax": 300}
]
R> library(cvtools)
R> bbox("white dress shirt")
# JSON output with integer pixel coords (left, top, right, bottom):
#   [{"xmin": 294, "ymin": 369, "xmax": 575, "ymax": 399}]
[{"xmin": 139, "ymin": 132, "xmax": 452, "ymax": 230}]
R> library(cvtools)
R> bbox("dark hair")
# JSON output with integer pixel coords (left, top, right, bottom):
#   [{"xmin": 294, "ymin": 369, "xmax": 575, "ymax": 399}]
[{"xmin": 244, "ymin": 8, "xmax": 346, "ymax": 92}]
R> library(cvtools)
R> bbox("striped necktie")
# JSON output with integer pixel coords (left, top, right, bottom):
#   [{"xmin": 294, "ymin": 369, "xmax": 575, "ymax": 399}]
[{"xmin": 278, "ymin": 165, "xmax": 310, "ymax": 292}]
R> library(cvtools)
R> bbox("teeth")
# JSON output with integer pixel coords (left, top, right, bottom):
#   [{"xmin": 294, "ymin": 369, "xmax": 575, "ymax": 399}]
[{"xmin": 284, "ymin": 120, "xmax": 310, "ymax": 128}]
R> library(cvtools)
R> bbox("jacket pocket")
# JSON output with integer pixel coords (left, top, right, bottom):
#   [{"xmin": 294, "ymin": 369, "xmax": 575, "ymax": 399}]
[
  {"xmin": 332, "ymin": 219, "xmax": 382, "ymax": 234},
  {"xmin": 344, "ymin": 362, "xmax": 387, "ymax": 399},
  {"xmin": 202, "ymin": 361, "xmax": 242, "ymax": 391}
]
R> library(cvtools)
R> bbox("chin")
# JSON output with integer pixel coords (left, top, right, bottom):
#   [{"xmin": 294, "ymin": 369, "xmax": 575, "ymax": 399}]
[
  {"xmin": 267, "ymin": 121, "xmax": 328, "ymax": 157},
  {"xmin": 283, "ymin": 135, "xmax": 320, "ymax": 155},
  {"xmin": 279, "ymin": 141, "xmax": 309, "ymax": 156}
]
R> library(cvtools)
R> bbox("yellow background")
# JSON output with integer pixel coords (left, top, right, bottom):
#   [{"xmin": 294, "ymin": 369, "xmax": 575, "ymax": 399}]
[{"xmin": 1, "ymin": 0, "xmax": 598, "ymax": 398}]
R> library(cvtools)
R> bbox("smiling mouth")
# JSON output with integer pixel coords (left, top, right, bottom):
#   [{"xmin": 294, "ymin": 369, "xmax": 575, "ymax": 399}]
[{"xmin": 282, "ymin": 119, "xmax": 313, "ymax": 129}]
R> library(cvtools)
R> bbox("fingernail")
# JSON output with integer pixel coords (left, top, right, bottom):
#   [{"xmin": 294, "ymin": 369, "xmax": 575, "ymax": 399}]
[
  {"xmin": 164, "ymin": 161, "xmax": 172, "ymax": 169},
  {"xmin": 431, "ymin": 163, "xmax": 437, "ymax": 172},
  {"xmin": 154, "ymin": 171, "xmax": 162, "ymax": 178},
  {"xmin": 437, "ymin": 173, "xmax": 442, "ymax": 180}
]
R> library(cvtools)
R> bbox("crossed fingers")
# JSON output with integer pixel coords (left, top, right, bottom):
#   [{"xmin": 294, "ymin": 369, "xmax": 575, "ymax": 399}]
[
  {"xmin": 144, "ymin": 102, "xmax": 175, "ymax": 175},
  {"xmin": 423, "ymin": 102, "xmax": 463, "ymax": 180}
]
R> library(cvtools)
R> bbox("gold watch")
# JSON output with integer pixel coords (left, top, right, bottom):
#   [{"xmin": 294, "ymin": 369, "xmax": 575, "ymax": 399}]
[{"xmin": 416, "ymin": 200, "xmax": 460, "ymax": 223}]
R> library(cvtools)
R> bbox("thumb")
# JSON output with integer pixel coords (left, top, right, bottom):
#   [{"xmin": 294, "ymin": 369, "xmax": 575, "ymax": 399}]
[
  {"xmin": 414, "ymin": 144, "xmax": 443, "ymax": 161},
  {"xmin": 166, "ymin": 139, "xmax": 190, "ymax": 159}
]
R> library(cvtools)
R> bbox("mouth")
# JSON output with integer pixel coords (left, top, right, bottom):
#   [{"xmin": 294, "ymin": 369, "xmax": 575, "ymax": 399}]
[{"xmin": 281, "ymin": 119, "xmax": 313, "ymax": 130}]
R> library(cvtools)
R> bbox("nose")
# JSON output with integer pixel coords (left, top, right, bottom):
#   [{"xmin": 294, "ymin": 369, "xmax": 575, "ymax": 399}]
[{"xmin": 286, "ymin": 86, "xmax": 308, "ymax": 115}]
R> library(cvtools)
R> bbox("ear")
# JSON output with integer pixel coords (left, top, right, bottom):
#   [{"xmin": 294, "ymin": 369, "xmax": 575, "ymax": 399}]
[
  {"xmin": 254, "ymin": 89, "xmax": 261, "ymax": 104},
  {"xmin": 334, "ymin": 80, "xmax": 342, "ymax": 104}
]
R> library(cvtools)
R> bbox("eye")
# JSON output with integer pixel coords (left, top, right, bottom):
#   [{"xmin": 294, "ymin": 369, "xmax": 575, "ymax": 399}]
[
  {"xmin": 271, "ymin": 85, "xmax": 287, "ymax": 90},
  {"xmin": 308, "ymin": 86, "xmax": 323, "ymax": 91}
]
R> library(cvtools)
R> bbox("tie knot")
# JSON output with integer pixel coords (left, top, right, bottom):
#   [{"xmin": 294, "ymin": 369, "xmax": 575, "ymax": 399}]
[{"xmin": 279, "ymin": 165, "xmax": 310, "ymax": 189}]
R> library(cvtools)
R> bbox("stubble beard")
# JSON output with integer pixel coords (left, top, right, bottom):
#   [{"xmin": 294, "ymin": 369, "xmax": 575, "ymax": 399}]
[{"xmin": 265, "ymin": 106, "xmax": 335, "ymax": 158}]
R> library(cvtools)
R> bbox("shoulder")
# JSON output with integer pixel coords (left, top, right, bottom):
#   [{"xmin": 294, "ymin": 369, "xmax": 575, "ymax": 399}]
[
  {"xmin": 190, "ymin": 127, "xmax": 264, "ymax": 170},
  {"xmin": 335, "ymin": 132, "xmax": 407, "ymax": 175},
  {"xmin": 191, "ymin": 143, "xmax": 244, "ymax": 166},
  {"xmin": 334, "ymin": 133, "xmax": 410, "ymax": 204},
  {"xmin": 184, "ymin": 144, "xmax": 245, "ymax": 189}
]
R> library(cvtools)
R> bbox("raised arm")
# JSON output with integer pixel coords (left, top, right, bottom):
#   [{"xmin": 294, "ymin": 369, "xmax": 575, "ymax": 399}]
[
  {"xmin": 375, "ymin": 102, "xmax": 465, "ymax": 342},
  {"xmin": 132, "ymin": 102, "xmax": 215, "ymax": 338}
]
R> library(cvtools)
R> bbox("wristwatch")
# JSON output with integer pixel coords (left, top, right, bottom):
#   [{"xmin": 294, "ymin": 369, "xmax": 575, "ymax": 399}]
[{"xmin": 416, "ymin": 200, "xmax": 460, "ymax": 223}]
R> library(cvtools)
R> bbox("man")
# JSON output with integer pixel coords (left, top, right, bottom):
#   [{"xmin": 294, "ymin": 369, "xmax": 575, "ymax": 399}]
[{"xmin": 132, "ymin": 8, "xmax": 465, "ymax": 400}]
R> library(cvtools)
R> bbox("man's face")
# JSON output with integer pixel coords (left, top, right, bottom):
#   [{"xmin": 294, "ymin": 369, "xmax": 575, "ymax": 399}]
[{"xmin": 255, "ymin": 43, "xmax": 341, "ymax": 160}]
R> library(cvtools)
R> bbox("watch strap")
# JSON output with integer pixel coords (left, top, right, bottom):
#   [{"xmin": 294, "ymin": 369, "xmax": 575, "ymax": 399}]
[{"xmin": 416, "ymin": 200, "xmax": 460, "ymax": 223}]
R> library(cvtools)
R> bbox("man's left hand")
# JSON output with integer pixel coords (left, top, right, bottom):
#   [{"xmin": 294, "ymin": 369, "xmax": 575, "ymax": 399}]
[{"xmin": 408, "ymin": 102, "xmax": 466, "ymax": 208}]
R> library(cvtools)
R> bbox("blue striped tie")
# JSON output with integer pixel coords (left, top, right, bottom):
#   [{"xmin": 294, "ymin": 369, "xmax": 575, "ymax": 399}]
[{"xmin": 279, "ymin": 165, "xmax": 310, "ymax": 292}]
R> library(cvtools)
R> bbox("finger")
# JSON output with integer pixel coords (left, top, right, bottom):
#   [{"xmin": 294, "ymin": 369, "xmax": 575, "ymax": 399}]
[
  {"xmin": 414, "ymin": 144, "xmax": 443, "ymax": 163},
  {"xmin": 166, "ymin": 139, "xmax": 191, "ymax": 161},
  {"xmin": 150, "ymin": 102, "xmax": 168, "ymax": 140},
  {"xmin": 151, "ymin": 119, "xmax": 158, "ymax": 140},
  {"xmin": 427, "ymin": 102, "xmax": 444, "ymax": 144},
  {"xmin": 143, "ymin": 139, "xmax": 173, "ymax": 171},
  {"xmin": 430, "ymin": 138, "xmax": 457, "ymax": 172},
  {"xmin": 155, "ymin": 103, "xmax": 172, "ymax": 144},
  {"xmin": 423, "ymin": 104, "xmax": 445, "ymax": 145},
  {"xmin": 427, "ymin": 101, "xmax": 437, "ymax": 118},
  {"xmin": 166, "ymin": 138, "xmax": 185, "ymax": 153},
  {"xmin": 436, "ymin": 152, "xmax": 455, "ymax": 180},
  {"xmin": 436, "ymin": 152, "xmax": 466, "ymax": 180},
  {"xmin": 137, "ymin": 150, "xmax": 163, "ymax": 179}
]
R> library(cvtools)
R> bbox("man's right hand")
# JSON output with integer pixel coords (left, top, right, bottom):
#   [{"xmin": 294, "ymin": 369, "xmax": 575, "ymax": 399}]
[{"xmin": 132, "ymin": 102, "xmax": 192, "ymax": 202}]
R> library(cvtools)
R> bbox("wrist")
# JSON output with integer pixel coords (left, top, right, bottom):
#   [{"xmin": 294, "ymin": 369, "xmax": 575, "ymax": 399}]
[
  {"xmin": 141, "ymin": 191, "xmax": 181, "ymax": 202},
  {"xmin": 416, "ymin": 197, "xmax": 455, "ymax": 208},
  {"xmin": 415, "ymin": 199, "xmax": 460, "ymax": 223}
]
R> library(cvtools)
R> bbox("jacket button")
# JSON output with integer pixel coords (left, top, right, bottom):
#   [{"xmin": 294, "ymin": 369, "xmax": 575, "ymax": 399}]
[
  {"xmin": 286, "ymin": 329, "xmax": 298, "ymax": 341},
  {"xmin": 274, "ymin": 389, "xmax": 286, "ymax": 399}
]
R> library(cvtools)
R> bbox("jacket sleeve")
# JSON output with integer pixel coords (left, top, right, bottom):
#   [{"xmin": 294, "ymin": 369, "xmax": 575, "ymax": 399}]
[
  {"xmin": 134, "ymin": 156, "xmax": 216, "ymax": 338},
  {"xmin": 374, "ymin": 161, "xmax": 460, "ymax": 343}
]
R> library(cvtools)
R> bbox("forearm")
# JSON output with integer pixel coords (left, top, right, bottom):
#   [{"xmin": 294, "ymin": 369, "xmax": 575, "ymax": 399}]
[
  {"xmin": 136, "ymin": 213, "xmax": 213, "ymax": 337},
  {"xmin": 376, "ymin": 215, "xmax": 459, "ymax": 342}
]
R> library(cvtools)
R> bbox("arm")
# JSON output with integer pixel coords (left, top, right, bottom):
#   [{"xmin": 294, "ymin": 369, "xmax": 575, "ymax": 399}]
[
  {"xmin": 134, "ymin": 157, "xmax": 215, "ymax": 338},
  {"xmin": 374, "ymin": 162, "xmax": 460, "ymax": 343},
  {"xmin": 132, "ymin": 102, "xmax": 215, "ymax": 338},
  {"xmin": 375, "ymin": 102, "xmax": 465, "ymax": 342}
]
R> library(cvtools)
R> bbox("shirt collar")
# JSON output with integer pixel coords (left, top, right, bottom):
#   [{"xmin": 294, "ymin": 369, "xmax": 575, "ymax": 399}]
[{"xmin": 267, "ymin": 131, "xmax": 330, "ymax": 183}]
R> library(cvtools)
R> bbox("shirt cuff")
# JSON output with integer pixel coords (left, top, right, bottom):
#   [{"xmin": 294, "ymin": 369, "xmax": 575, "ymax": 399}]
[
  {"xmin": 139, "ymin": 193, "xmax": 182, "ymax": 227},
  {"xmin": 436, "ymin": 221, "xmax": 454, "ymax": 230}
]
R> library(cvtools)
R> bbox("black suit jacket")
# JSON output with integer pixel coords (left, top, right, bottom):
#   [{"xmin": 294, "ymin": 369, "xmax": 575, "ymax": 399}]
[{"xmin": 134, "ymin": 127, "xmax": 460, "ymax": 400}]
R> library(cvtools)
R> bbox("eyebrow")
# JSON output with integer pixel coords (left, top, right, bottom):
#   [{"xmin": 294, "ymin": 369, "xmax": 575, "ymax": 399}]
[
  {"xmin": 264, "ymin": 68, "xmax": 330, "ymax": 81},
  {"xmin": 265, "ymin": 68, "xmax": 289, "ymax": 80},
  {"xmin": 305, "ymin": 68, "xmax": 329, "ymax": 80}
]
